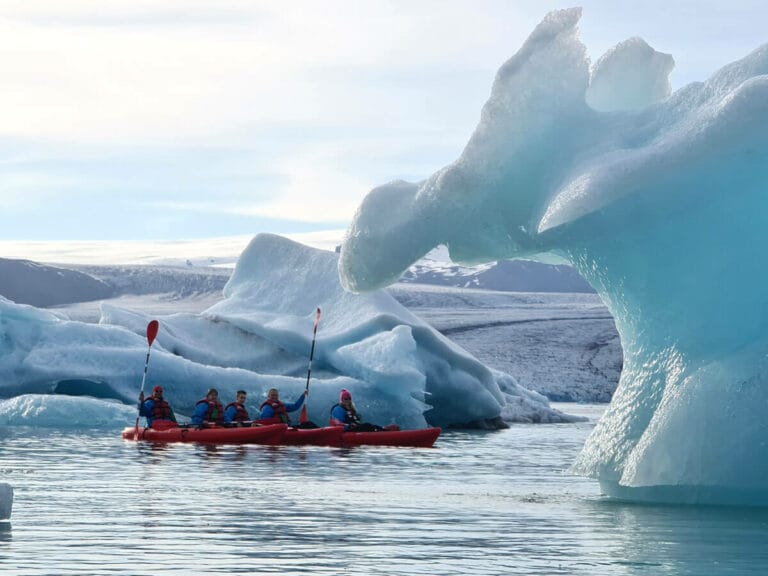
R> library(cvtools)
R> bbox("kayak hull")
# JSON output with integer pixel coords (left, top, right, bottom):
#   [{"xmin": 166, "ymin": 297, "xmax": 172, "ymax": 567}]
[
  {"xmin": 122, "ymin": 424, "xmax": 287, "ymax": 445},
  {"xmin": 281, "ymin": 426, "xmax": 344, "ymax": 446},
  {"xmin": 339, "ymin": 427, "xmax": 441, "ymax": 448},
  {"xmin": 121, "ymin": 424, "xmax": 440, "ymax": 447}
]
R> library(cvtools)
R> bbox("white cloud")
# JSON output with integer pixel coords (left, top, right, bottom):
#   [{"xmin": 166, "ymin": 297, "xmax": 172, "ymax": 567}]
[
  {"xmin": 1, "ymin": 1, "xmax": 767, "ymax": 241},
  {"xmin": 0, "ymin": 1, "xmax": 530, "ymax": 145},
  {"xmin": 0, "ymin": 229, "xmax": 345, "ymax": 265},
  {"xmin": 2, "ymin": 1, "xmax": 765, "ymax": 147}
]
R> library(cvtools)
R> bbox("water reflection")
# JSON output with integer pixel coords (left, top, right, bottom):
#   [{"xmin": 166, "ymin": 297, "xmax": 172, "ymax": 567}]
[
  {"xmin": 0, "ymin": 522, "xmax": 11, "ymax": 543},
  {"xmin": 4, "ymin": 421, "xmax": 768, "ymax": 575},
  {"xmin": 592, "ymin": 500, "xmax": 768, "ymax": 575}
]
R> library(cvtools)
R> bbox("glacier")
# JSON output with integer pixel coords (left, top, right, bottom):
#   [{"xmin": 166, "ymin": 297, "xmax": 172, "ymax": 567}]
[
  {"xmin": 0, "ymin": 234, "xmax": 572, "ymax": 431},
  {"xmin": 339, "ymin": 8, "xmax": 768, "ymax": 505}
]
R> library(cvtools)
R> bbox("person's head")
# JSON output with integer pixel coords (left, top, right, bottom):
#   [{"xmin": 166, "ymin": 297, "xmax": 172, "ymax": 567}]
[
  {"xmin": 267, "ymin": 388, "xmax": 279, "ymax": 401},
  {"xmin": 340, "ymin": 389, "xmax": 352, "ymax": 405},
  {"xmin": 206, "ymin": 388, "xmax": 219, "ymax": 401},
  {"xmin": 236, "ymin": 390, "xmax": 247, "ymax": 403},
  {"xmin": 152, "ymin": 385, "xmax": 163, "ymax": 398}
]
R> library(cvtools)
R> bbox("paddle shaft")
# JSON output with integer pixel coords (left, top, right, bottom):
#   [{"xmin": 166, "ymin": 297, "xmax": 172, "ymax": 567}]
[
  {"xmin": 139, "ymin": 347, "xmax": 152, "ymax": 396},
  {"xmin": 135, "ymin": 320, "xmax": 160, "ymax": 438},
  {"xmin": 299, "ymin": 308, "xmax": 321, "ymax": 424},
  {"xmin": 305, "ymin": 308, "xmax": 321, "ymax": 391}
]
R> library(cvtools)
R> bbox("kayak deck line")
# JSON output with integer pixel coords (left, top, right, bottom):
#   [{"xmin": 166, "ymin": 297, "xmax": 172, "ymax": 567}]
[
  {"xmin": 122, "ymin": 423, "xmax": 288, "ymax": 445},
  {"xmin": 339, "ymin": 427, "xmax": 442, "ymax": 448},
  {"xmin": 122, "ymin": 424, "xmax": 441, "ymax": 448}
]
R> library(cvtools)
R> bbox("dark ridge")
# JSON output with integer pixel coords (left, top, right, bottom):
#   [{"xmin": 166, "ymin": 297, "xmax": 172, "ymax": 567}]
[
  {"xmin": 52, "ymin": 379, "xmax": 122, "ymax": 401},
  {"xmin": 0, "ymin": 258, "xmax": 114, "ymax": 307}
]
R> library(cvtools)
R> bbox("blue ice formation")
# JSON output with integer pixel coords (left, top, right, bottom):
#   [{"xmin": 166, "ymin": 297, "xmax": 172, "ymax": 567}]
[
  {"xmin": 339, "ymin": 8, "xmax": 768, "ymax": 505},
  {"xmin": 0, "ymin": 234, "xmax": 570, "ymax": 429},
  {"xmin": 0, "ymin": 394, "xmax": 136, "ymax": 428}
]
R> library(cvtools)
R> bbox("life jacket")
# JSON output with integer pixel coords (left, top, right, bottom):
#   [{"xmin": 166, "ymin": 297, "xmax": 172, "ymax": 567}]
[
  {"xmin": 148, "ymin": 397, "xmax": 173, "ymax": 420},
  {"xmin": 260, "ymin": 399, "xmax": 290, "ymax": 424},
  {"xmin": 225, "ymin": 401, "xmax": 249, "ymax": 422},
  {"xmin": 196, "ymin": 398, "xmax": 224, "ymax": 423},
  {"xmin": 329, "ymin": 403, "xmax": 361, "ymax": 427},
  {"xmin": 151, "ymin": 419, "xmax": 178, "ymax": 431}
]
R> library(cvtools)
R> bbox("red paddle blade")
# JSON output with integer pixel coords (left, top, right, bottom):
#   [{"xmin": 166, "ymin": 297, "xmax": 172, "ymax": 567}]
[
  {"xmin": 299, "ymin": 404, "xmax": 308, "ymax": 424},
  {"xmin": 146, "ymin": 320, "xmax": 160, "ymax": 346},
  {"xmin": 313, "ymin": 308, "xmax": 321, "ymax": 331}
]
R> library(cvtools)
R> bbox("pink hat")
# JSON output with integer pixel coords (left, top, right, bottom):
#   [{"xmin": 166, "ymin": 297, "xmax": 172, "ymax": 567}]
[
  {"xmin": 153, "ymin": 385, "xmax": 163, "ymax": 394},
  {"xmin": 340, "ymin": 389, "xmax": 352, "ymax": 402}
]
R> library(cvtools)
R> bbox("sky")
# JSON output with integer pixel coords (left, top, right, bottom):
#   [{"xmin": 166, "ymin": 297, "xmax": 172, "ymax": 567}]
[{"xmin": 0, "ymin": 0, "xmax": 766, "ymax": 246}]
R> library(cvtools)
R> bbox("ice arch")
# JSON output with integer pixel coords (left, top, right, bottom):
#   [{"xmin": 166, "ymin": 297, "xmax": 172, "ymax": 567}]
[{"xmin": 339, "ymin": 8, "xmax": 768, "ymax": 505}]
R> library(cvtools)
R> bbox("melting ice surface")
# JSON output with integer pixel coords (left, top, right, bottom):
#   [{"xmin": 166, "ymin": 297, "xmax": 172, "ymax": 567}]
[
  {"xmin": 339, "ymin": 8, "xmax": 768, "ymax": 505},
  {"xmin": 0, "ymin": 234, "xmax": 570, "ymax": 431}
]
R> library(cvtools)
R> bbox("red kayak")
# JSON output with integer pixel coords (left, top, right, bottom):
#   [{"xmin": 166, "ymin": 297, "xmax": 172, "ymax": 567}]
[
  {"xmin": 281, "ymin": 426, "xmax": 344, "ymax": 446},
  {"xmin": 122, "ymin": 423, "xmax": 288, "ymax": 445},
  {"xmin": 338, "ymin": 427, "xmax": 441, "ymax": 448}
]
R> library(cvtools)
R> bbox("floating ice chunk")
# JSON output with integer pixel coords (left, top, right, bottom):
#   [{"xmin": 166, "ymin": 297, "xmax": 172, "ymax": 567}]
[{"xmin": 0, "ymin": 394, "xmax": 137, "ymax": 428}]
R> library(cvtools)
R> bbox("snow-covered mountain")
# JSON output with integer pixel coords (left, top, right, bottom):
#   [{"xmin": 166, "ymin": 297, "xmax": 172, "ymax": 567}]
[
  {"xmin": 0, "ymin": 258, "xmax": 229, "ymax": 308},
  {"xmin": 0, "ymin": 258, "xmax": 114, "ymax": 307},
  {"xmin": 398, "ymin": 246, "xmax": 594, "ymax": 292},
  {"xmin": 1, "ymin": 244, "xmax": 592, "ymax": 310}
]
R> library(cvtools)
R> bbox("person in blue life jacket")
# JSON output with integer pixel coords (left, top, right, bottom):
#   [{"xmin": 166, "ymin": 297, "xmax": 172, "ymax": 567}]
[
  {"xmin": 258, "ymin": 388, "xmax": 307, "ymax": 425},
  {"xmin": 139, "ymin": 385, "xmax": 178, "ymax": 430},
  {"xmin": 329, "ymin": 389, "xmax": 384, "ymax": 432},
  {"xmin": 191, "ymin": 388, "xmax": 225, "ymax": 427},
  {"xmin": 224, "ymin": 390, "xmax": 250, "ymax": 425}
]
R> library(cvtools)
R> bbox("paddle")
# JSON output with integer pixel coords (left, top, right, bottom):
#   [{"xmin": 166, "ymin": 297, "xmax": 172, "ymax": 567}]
[
  {"xmin": 299, "ymin": 308, "xmax": 321, "ymax": 425},
  {"xmin": 134, "ymin": 320, "xmax": 160, "ymax": 440}
]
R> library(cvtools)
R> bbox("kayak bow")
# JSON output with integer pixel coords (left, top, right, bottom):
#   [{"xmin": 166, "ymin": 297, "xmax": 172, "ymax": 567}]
[{"xmin": 122, "ymin": 423, "xmax": 288, "ymax": 445}]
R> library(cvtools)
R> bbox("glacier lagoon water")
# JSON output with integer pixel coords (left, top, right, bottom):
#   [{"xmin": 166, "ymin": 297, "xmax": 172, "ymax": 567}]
[{"xmin": 2, "ymin": 404, "xmax": 768, "ymax": 576}]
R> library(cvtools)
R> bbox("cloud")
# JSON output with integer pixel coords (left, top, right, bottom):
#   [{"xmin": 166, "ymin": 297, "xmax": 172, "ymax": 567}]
[
  {"xmin": 0, "ymin": 1, "xmax": 530, "ymax": 145},
  {"xmin": 2, "ymin": 1, "xmax": 767, "ymax": 241}
]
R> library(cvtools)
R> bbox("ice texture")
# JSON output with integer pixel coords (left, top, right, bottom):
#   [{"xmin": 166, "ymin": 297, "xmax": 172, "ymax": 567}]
[{"xmin": 339, "ymin": 8, "xmax": 768, "ymax": 505}]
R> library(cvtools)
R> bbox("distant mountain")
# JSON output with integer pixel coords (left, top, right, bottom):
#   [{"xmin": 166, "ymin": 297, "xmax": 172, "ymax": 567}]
[
  {"xmin": 0, "ymin": 258, "xmax": 114, "ymax": 307},
  {"xmin": 398, "ymin": 246, "xmax": 595, "ymax": 293},
  {"xmin": 0, "ymin": 258, "xmax": 230, "ymax": 308},
  {"xmin": 0, "ymin": 243, "xmax": 594, "ymax": 308}
]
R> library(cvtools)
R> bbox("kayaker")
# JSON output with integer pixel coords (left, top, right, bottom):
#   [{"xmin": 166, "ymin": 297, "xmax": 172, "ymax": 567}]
[
  {"xmin": 258, "ymin": 388, "xmax": 307, "ymax": 425},
  {"xmin": 224, "ymin": 390, "xmax": 250, "ymax": 424},
  {"xmin": 138, "ymin": 385, "xmax": 178, "ymax": 430},
  {"xmin": 329, "ymin": 389, "xmax": 384, "ymax": 432},
  {"xmin": 191, "ymin": 388, "xmax": 225, "ymax": 426}
]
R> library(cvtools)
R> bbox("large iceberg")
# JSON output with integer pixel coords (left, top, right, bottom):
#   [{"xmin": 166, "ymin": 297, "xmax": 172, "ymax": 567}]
[
  {"xmin": 0, "ymin": 234, "xmax": 570, "ymax": 430},
  {"xmin": 339, "ymin": 8, "xmax": 768, "ymax": 505}
]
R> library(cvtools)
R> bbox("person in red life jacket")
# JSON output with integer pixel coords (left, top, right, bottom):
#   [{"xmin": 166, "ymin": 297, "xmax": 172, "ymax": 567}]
[
  {"xmin": 191, "ymin": 388, "xmax": 225, "ymax": 426},
  {"xmin": 329, "ymin": 389, "xmax": 384, "ymax": 432},
  {"xmin": 138, "ymin": 385, "xmax": 178, "ymax": 430},
  {"xmin": 224, "ymin": 390, "xmax": 250, "ymax": 425},
  {"xmin": 258, "ymin": 388, "xmax": 307, "ymax": 425}
]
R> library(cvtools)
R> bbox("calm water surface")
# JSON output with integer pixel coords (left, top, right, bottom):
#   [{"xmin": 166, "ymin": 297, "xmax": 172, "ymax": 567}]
[{"xmin": 1, "ymin": 404, "xmax": 768, "ymax": 575}]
